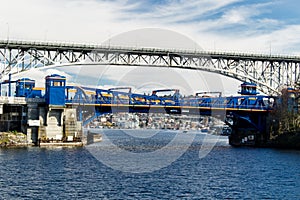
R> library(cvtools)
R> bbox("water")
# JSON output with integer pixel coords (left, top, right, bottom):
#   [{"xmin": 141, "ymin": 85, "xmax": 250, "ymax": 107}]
[{"xmin": 0, "ymin": 130, "xmax": 299, "ymax": 199}]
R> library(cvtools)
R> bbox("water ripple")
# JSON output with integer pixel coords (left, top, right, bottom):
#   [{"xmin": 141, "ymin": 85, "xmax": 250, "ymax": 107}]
[{"xmin": 0, "ymin": 131, "xmax": 299, "ymax": 199}]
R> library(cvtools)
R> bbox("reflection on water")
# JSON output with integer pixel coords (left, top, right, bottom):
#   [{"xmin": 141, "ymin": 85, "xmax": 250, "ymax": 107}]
[{"xmin": 0, "ymin": 130, "xmax": 299, "ymax": 199}]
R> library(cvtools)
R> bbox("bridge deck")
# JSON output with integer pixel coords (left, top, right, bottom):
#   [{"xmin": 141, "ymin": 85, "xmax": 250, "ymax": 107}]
[
  {"xmin": 1, "ymin": 40, "xmax": 300, "ymax": 61},
  {"xmin": 1, "ymin": 40, "xmax": 300, "ymax": 95},
  {"xmin": 66, "ymin": 103, "xmax": 271, "ymax": 112},
  {"xmin": 65, "ymin": 85, "xmax": 275, "ymax": 116}
]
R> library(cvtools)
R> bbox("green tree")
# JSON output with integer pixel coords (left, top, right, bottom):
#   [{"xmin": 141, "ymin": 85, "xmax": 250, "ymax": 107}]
[{"xmin": 271, "ymin": 87, "xmax": 300, "ymax": 137}]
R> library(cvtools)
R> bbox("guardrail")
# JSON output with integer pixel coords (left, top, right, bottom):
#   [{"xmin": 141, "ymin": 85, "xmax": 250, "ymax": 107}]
[{"xmin": 0, "ymin": 96, "xmax": 27, "ymax": 104}]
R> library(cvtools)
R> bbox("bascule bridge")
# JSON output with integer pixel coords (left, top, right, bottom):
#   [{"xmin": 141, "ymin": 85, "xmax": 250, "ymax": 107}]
[{"xmin": 0, "ymin": 40, "xmax": 300, "ymax": 146}]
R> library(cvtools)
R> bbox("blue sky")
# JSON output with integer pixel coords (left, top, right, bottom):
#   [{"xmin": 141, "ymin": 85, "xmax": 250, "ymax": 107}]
[
  {"xmin": 1, "ymin": 0, "xmax": 300, "ymax": 54},
  {"xmin": 2, "ymin": 0, "xmax": 300, "ymax": 95}
]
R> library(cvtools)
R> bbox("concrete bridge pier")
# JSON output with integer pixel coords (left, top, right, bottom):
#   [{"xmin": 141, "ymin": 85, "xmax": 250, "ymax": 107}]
[{"xmin": 38, "ymin": 106, "xmax": 82, "ymax": 143}]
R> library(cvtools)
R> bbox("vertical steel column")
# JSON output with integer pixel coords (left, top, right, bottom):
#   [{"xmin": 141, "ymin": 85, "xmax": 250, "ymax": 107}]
[{"xmin": 8, "ymin": 73, "xmax": 11, "ymax": 97}]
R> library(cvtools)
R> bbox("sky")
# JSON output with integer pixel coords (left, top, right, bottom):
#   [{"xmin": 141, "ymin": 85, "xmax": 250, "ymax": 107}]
[
  {"xmin": 1, "ymin": 0, "xmax": 300, "ymax": 54},
  {"xmin": 1, "ymin": 0, "xmax": 300, "ymax": 95}
]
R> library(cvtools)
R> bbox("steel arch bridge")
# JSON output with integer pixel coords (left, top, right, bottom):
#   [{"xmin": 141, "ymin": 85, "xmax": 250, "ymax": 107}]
[{"xmin": 1, "ymin": 40, "xmax": 300, "ymax": 95}]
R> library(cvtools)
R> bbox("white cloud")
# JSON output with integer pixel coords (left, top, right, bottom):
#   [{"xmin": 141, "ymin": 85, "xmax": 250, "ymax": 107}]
[
  {"xmin": 1, "ymin": 0, "xmax": 300, "ymax": 96},
  {"xmin": 1, "ymin": 0, "xmax": 300, "ymax": 54},
  {"xmin": 0, "ymin": 0, "xmax": 139, "ymax": 42},
  {"xmin": 220, "ymin": 3, "xmax": 266, "ymax": 25},
  {"xmin": 136, "ymin": 0, "xmax": 240, "ymax": 23}
]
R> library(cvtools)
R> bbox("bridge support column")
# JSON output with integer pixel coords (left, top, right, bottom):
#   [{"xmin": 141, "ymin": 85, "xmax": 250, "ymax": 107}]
[
  {"xmin": 38, "ymin": 106, "xmax": 82, "ymax": 142},
  {"xmin": 27, "ymin": 101, "xmax": 40, "ymax": 144},
  {"xmin": 228, "ymin": 113, "xmax": 270, "ymax": 147}
]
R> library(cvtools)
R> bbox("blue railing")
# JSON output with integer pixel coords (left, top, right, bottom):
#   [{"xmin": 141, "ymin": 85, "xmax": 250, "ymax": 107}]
[{"xmin": 65, "ymin": 85, "xmax": 275, "ymax": 111}]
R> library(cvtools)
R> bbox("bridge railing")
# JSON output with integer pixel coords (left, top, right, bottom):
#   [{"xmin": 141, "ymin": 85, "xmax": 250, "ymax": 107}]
[{"xmin": 65, "ymin": 85, "xmax": 275, "ymax": 111}]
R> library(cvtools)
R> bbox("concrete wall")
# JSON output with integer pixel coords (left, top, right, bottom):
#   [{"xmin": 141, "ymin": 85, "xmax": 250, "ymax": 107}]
[
  {"xmin": 0, "ymin": 97, "xmax": 82, "ymax": 143},
  {"xmin": 37, "ymin": 107, "xmax": 82, "ymax": 142},
  {"xmin": 44, "ymin": 108, "xmax": 64, "ymax": 140},
  {"xmin": 0, "ymin": 104, "xmax": 23, "ymax": 132}
]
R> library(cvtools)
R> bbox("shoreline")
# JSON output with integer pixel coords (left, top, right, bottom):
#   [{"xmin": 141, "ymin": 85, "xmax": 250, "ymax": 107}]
[
  {"xmin": 267, "ymin": 132, "xmax": 300, "ymax": 150},
  {"xmin": 39, "ymin": 142, "xmax": 84, "ymax": 147},
  {"xmin": 1, "ymin": 130, "xmax": 300, "ymax": 150},
  {"xmin": 0, "ymin": 142, "xmax": 84, "ymax": 148}
]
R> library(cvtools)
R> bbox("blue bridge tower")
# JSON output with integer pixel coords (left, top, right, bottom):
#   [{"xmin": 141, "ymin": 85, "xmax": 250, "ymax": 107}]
[
  {"xmin": 15, "ymin": 78, "xmax": 42, "ymax": 98},
  {"xmin": 45, "ymin": 74, "xmax": 66, "ymax": 106}
]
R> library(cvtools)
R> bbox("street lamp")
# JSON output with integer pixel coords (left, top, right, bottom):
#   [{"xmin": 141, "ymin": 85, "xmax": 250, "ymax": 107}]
[{"xmin": 6, "ymin": 22, "xmax": 9, "ymax": 42}]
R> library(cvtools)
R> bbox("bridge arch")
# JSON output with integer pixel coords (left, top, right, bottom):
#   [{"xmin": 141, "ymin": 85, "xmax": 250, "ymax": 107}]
[
  {"xmin": 1, "ymin": 40, "xmax": 300, "ymax": 95},
  {"xmin": 10, "ymin": 62, "xmax": 279, "ymax": 96}
]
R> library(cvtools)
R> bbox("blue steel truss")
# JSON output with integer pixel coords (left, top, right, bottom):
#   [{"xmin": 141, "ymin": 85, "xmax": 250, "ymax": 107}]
[
  {"xmin": 64, "ymin": 84, "xmax": 275, "ymax": 134},
  {"xmin": 65, "ymin": 85, "xmax": 274, "ymax": 111}
]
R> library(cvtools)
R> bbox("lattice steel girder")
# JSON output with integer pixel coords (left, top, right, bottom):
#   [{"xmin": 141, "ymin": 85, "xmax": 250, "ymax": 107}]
[{"xmin": 1, "ymin": 40, "xmax": 300, "ymax": 95}]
